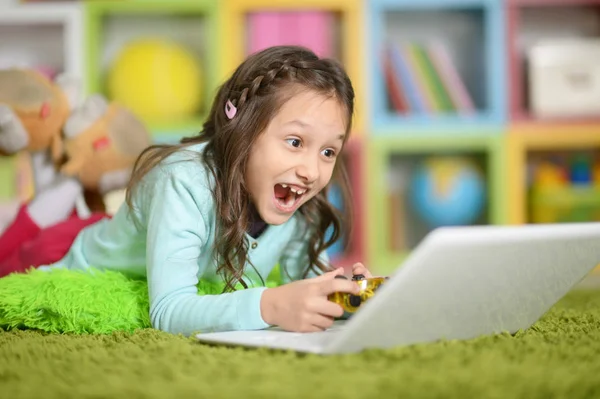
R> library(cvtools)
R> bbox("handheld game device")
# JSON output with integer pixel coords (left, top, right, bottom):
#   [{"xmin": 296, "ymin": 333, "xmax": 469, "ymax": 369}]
[{"xmin": 328, "ymin": 274, "xmax": 388, "ymax": 313}]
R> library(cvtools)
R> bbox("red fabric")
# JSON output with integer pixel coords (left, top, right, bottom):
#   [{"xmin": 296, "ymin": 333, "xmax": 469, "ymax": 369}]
[
  {"xmin": 0, "ymin": 206, "xmax": 108, "ymax": 278},
  {"xmin": 0, "ymin": 204, "xmax": 41, "ymax": 262}
]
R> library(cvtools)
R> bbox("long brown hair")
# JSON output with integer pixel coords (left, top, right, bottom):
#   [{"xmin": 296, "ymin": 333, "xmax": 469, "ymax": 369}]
[{"xmin": 126, "ymin": 45, "xmax": 355, "ymax": 291}]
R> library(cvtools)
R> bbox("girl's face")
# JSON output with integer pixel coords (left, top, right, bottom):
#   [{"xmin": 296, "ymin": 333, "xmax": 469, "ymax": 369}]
[{"xmin": 245, "ymin": 89, "xmax": 347, "ymax": 225}]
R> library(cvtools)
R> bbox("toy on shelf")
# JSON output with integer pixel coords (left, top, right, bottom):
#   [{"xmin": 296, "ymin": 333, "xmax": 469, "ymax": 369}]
[
  {"xmin": 529, "ymin": 152, "xmax": 600, "ymax": 224},
  {"xmin": 107, "ymin": 38, "xmax": 204, "ymax": 126},
  {"xmin": 409, "ymin": 156, "xmax": 486, "ymax": 228},
  {"xmin": 533, "ymin": 160, "xmax": 568, "ymax": 188},
  {"xmin": 528, "ymin": 39, "xmax": 600, "ymax": 119},
  {"xmin": 328, "ymin": 274, "xmax": 388, "ymax": 314},
  {"xmin": 570, "ymin": 153, "xmax": 593, "ymax": 185}
]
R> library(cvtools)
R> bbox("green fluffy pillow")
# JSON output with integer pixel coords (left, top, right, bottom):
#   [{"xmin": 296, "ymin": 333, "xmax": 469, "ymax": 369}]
[
  {"xmin": 0, "ymin": 269, "xmax": 151, "ymax": 334},
  {"xmin": 0, "ymin": 267, "xmax": 282, "ymax": 334}
]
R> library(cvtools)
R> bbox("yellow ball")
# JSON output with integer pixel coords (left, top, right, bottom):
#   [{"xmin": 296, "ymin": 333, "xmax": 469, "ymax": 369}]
[{"xmin": 107, "ymin": 39, "xmax": 203, "ymax": 124}]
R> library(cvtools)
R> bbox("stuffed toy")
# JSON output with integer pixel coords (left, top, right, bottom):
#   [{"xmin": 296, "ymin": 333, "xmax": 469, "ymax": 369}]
[
  {"xmin": 60, "ymin": 94, "xmax": 152, "ymax": 195},
  {"xmin": 0, "ymin": 68, "xmax": 90, "ymax": 276},
  {"xmin": 0, "ymin": 68, "xmax": 76, "ymax": 156},
  {"xmin": 0, "ymin": 68, "xmax": 79, "ymax": 192},
  {"xmin": 0, "ymin": 71, "xmax": 152, "ymax": 278}
]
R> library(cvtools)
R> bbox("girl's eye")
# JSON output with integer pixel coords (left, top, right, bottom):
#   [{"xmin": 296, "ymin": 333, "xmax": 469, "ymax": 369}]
[
  {"xmin": 322, "ymin": 148, "xmax": 336, "ymax": 158},
  {"xmin": 286, "ymin": 138, "xmax": 302, "ymax": 148}
]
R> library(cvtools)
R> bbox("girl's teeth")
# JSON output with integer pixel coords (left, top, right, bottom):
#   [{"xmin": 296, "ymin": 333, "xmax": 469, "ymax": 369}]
[
  {"xmin": 288, "ymin": 187, "xmax": 305, "ymax": 195},
  {"xmin": 279, "ymin": 183, "xmax": 305, "ymax": 196}
]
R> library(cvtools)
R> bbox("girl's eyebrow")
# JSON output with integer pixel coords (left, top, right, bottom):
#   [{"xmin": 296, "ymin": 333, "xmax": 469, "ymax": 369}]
[
  {"xmin": 284, "ymin": 120, "xmax": 345, "ymax": 141},
  {"xmin": 284, "ymin": 119, "xmax": 310, "ymax": 128}
]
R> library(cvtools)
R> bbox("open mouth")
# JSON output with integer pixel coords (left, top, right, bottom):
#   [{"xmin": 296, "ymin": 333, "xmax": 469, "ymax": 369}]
[{"xmin": 273, "ymin": 183, "xmax": 307, "ymax": 212}]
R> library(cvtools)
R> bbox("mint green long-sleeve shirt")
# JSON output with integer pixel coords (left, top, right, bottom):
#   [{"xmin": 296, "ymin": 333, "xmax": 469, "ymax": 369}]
[{"xmin": 44, "ymin": 143, "xmax": 324, "ymax": 336}]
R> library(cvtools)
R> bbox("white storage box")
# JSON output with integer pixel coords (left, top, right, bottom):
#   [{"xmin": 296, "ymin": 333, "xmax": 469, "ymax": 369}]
[{"xmin": 528, "ymin": 39, "xmax": 600, "ymax": 118}]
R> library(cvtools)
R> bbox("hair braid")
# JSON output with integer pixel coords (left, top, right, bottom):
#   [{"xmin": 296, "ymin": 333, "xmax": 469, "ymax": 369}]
[{"xmin": 232, "ymin": 60, "xmax": 299, "ymax": 108}]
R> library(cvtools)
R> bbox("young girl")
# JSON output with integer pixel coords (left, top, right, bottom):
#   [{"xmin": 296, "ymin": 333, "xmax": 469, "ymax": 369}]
[{"xmin": 38, "ymin": 45, "xmax": 372, "ymax": 335}]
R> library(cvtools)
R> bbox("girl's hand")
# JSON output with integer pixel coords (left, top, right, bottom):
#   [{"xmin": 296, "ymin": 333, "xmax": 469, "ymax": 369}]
[
  {"xmin": 260, "ymin": 267, "xmax": 360, "ymax": 333},
  {"xmin": 351, "ymin": 262, "xmax": 373, "ymax": 279}
]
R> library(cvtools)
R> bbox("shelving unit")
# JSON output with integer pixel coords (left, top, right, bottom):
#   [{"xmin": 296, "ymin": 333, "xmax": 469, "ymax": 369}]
[
  {"xmin": 1, "ymin": 0, "xmax": 600, "ymax": 275},
  {"xmin": 84, "ymin": 0, "xmax": 219, "ymax": 139},
  {"xmin": 219, "ymin": 0, "xmax": 366, "ymax": 133},
  {"xmin": 368, "ymin": 0, "xmax": 507, "ymax": 133},
  {"xmin": 0, "ymin": 3, "xmax": 84, "ymax": 79},
  {"xmin": 0, "ymin": 2, "xmax": 84, "ymax": 232},
  {"xmin": 506, "ymin": 0, "xmax": 600, "ymax": 232},
  {"xmin": 367, "ymin": 0, "xmax": 508, "ymax": 274},
  {"xmin": 508, "ymin": 0, "xmax": 600, "ymax": 123},
  {"xmin": 367, "ymin": 132, "xmax": 507, "ymax": 273},
  {"xmin": 507, "ymin": 124, "xmax": 600, "ymax": 224}
]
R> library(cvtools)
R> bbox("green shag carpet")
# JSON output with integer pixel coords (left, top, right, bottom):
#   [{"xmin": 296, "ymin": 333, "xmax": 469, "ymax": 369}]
[{"xmin": 1, "ymin": 286, "xmax": 600, "ymax": 398}]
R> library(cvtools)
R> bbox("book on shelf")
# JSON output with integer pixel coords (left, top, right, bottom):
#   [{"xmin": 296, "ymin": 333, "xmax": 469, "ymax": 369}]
[
  {"xmin": 247, "ymin": 12, "xmax": 282, "ymax": 55},
  {"xmin": 382, "ymin": 41, "xmax": 475, "ymax": 115},
  {"xmin": 247, "ymin": 11, "xmax": 333, "ymax": 58},
  {"xmin": 294, "ymin": 11, "xmax": 333, "ymax": 58}
]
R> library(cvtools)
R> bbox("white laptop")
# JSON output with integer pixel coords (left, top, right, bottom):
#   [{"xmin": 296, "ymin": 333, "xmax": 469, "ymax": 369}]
[{"xmin": 196, "ymin": 222, "xmax": 600, "ymax": 355}]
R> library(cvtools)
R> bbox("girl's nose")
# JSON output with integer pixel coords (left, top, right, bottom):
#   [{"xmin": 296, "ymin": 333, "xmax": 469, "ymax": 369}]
[{"xmin": 295, "ymin": 154, "xmax": 319, "ymax": 183}]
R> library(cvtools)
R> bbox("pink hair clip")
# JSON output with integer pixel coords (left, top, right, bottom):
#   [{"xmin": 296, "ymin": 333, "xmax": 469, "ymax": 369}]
[{"xmin": 225, "ymin": 99, "xmax": 237, "ymax": 119}]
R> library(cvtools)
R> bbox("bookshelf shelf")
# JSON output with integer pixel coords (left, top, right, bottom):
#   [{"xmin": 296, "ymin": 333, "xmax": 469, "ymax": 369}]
[
  {"xmin": 84, "ymin": 0, "xmax": 219, "ymax": 139},
  {"xmin": 0, "ymin": 2, "xmax": 84, "ymax": 230},
  {"xmin": 3, "ymin": 0, "xmax": 600, "ymax": 274},
  {"xmin": 369, "ymin": 0, "xmax": 506, "ymax": 133},
  {"xmin": 0, "ymin": 3, "xmax": 84, "ymax": 85},
  {"xmin": 219, "ymin": 0, "xmax": 365, "ymax": 133},
  {"xmin": 507, "ymin": 125, "xmax": 600, "ymax": 224},
  {"xmin": 366, "ymin": 132, "xmax": 507, "ymax": 273},
  {"xmin": 508, "ymin": 0, "xmax": 600, "ymax": 123},
  {"xmin": 531, "ymin": 186, "xmax": 600, "ymax": 213},
  {"xmin": 509, "ymin": 0, "xmax": 600, "ymax": 6}
]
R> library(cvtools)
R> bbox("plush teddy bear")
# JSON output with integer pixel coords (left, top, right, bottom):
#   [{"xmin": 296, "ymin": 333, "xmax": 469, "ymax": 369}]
[
  {"xmin": 0, "ymin": 68, "xmax": 79, "ymax": 192},
  {"xmin": 0, "ymin": 72, "xmax": 152, "ymax": 278},
  {"xmin": 0, "ymin": 68, "xmax": 75, "ymax": 153},
  {"xmin": 59, "ymin": 94, "xmax": 152, "ymax": 195}
]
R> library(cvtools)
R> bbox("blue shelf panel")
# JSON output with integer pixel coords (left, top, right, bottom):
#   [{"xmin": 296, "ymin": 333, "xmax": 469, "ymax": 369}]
[
  {"xmin": 370, "ymin": 0, "xmax": 501, "ymax": 9},
  {"xmin": 371, "ymin": 112, "xmax": 506, "ymax": 133},
  {"xmin": 367, "ymin": 0, "xmax": 506, "ymax": 132}
]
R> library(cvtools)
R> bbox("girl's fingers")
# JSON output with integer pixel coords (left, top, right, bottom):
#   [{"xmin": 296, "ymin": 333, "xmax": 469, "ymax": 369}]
[
  {"xmin": 319, "ymin": 277, "xmax": 360, "ymax": 297},
  {"xmin": 352, "ymin": 262, "xmax": 373, "ymax": 278},
  {"xmin": 310, "ymin": 314, "xmax": 336, "ymax": 331},
  {"xmin": 313, "ymin": 267, "xmax": 345, "ymax": 281},
  {"xmin": 311, "ymin": 298, "xmax": 345, "ymax": 319}
]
